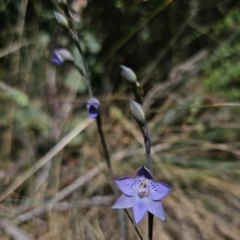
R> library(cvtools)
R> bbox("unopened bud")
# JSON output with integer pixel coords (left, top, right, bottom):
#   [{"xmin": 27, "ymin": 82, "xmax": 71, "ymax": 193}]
[
  {"xmin": 58, "ymin": 0, "xmax": 68, "ymax": 9},
  {"xmin": 130, "ymin": 99, "xmax": 145, "ymax": 126},
  {"xmin": 87, "ymin": 98, "xmax": 100, "ymax": 118},
  {"xmin": 51, "ymin": 49, "xmax": 74, "ymax": 65},
  {"xmin": 54, "ymin": 12, "xmax": 69, "ymax": 30},
  {"xmin": 120, "ymin": 65, "xmax": 137, "ymax": 86}
]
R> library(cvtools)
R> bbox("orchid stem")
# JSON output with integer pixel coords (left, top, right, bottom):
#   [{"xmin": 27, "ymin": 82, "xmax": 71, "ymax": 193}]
[
  {"xmin": 142, "ymin": 124, "xmax": 154, "ymax": 240},
  {"xmin": 148, "ymin": 212, "xmax": 154, "ymax": 240},
  {"xmin": 73, "ymin": 63, "xmax": 93, "ymax": 98},
  {"xmin": 68, "ymin": 14, "xmax": 112, "ymax": 176},
  {"xmin": 124, "ymin": 209, "xmax": 143, "ymax": 240},
  {"xmin": 143, "ymin": 125, "xmax": 152, "ymax": 173},
  {"xmin": 66, "ymin": 14, "xmax": 93, "ymax": 98},
  {"xmin": 71, "ymin": 27, "xmax": 131, "ymax": 240},
  {"xmin": 56, "ymin": 5, "xmax": 137, "ymax": 238},
  {"xmin": 96, "ymin": 113, "xmax": 113, "ymax": 178},
  {"xmin": 96, "ymin": 114, "xmax": 128, "ymax": 238}
]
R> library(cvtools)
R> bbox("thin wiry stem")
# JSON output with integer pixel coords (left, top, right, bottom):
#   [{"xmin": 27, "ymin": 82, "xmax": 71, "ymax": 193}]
[
  {"xmin": 73, "ymin": 63, "xmax": 93, "ymax": 97},
  {"xmin": 96, "ymin": 113, "xmax": 113, "ymax": 178},
  {"xmin": 143, "ymin": 125, "xmax": 152, "ymax": 173},
  {"xmin": 142, "ymin": 124, "xmax": 154, "ymax": 240},
  {"xmin": 124, "ymin": 209, "xmax": 143, "ymax": 240},
  {"xmin": 131, "ymin": 85, "xmax": 154, "ymax": 238},
  {"xmin": 64, "ymin": 6, "xmax": 93, "ymax": 98},
  {"xmin": 148, "ymin": 212, "xmax": 154, "ymax": 240},
  {"xmin": 58, "ymin": 6, "xmax": 141, "ymax": 239},
  {"xmin": 71, "ymin": 33, "xmax": 90, "ymax": 81},
  {"xmin": 96, "ymin": 113, "xmax": 131, "ymax": 239}
]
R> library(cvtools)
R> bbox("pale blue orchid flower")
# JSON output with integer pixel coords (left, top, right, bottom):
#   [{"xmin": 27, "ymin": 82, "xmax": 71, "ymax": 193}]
[{"xmin": 112, "ymin": 166, "xmax": 171, "ymax": 224}]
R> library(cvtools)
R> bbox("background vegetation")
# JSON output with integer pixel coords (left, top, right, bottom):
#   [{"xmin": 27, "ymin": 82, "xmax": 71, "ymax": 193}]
[{"xmin": 0, "ymin": 0, "xmax": 240, "ymax": 239}]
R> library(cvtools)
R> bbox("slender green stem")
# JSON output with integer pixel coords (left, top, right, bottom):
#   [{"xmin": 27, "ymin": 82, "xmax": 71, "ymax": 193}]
[
  {"xmin": 69, "ymin": 30, "xmax": 91, "ymax": 82},
  {"xmin": 66, "ymin": 14, "xmax": 93, "ymax": 97},
  {"xmin": 142, "ymin": 124, "xmax": 153, "ymax": 240},
  {"xmin": 56, "ymin": 5, "xmax": 144, "ymax": 238},
  {"xmin": 96, "ymin": 113, "xmax": 113, "ymax": 178},
  {"xmin": 70, "ymin": 26, "xmax": 137, "ymax": 240},
  {"xmin": 73, "ymin": 63, "xmax": 93, "ymax": 97},
  {"xmin": 143, "ymin": 125, "xmax": 152, "ymax": 173}
]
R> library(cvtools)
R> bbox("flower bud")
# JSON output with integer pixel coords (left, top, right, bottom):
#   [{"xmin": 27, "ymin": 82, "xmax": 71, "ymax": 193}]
[
  {"xmin": 51, "ymin": 49, "xmax": 74, "ymax": 65},
  {"xmin": 130, "ymin": 99, "xmax": 145, "ymax": 126},
  {"xmin": 86, "ymin": 98, "xmax": 100, "ymax": 118},
  {"xmin": 58, "ymin": 0, "xmax": 68, "ymax": 9},
  {"xmin": 54, "ymin": 12, "xmax": 69, "ymax": 30},
  {"xmin": 120, "ymin": 65, "xmax": 137, "ymax": 86}
]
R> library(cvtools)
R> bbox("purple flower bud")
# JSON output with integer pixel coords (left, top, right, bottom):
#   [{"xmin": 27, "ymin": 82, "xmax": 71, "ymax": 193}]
[
  {"xmin": 86, "ymin": 98, "xmax": 100, "ymax": 118},
  {"xmin": 51, "ymin": 49, "xmax": 74, "ymax": 65}
]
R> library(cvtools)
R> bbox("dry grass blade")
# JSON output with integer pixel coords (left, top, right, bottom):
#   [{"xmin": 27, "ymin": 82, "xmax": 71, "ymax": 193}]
[
  {"xmin": 53, "ymin": 195, "xmax": 115, "ymax": 212},
  {"xmin": 0, "ymin": 220, "xmax": 34, "ymax": 240},
  {"xmin": 0, "ymin": 118, "xmax": 93, "ymax": 202}
]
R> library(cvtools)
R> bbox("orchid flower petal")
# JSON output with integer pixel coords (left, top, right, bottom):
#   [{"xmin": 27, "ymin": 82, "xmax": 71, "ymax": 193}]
[
  {"xmin": 133, "ymin": 197, "xmax": 148, "ymax": 224},
  {"xmin": 149, "ymin": 181, "xmax": 171, "ymax": 200},
  {"xmin": 115, "ymin": 177, "xmax": 138, "ymax": 196},
  {"xmin": 51, "ymin": 49, "xmax": 73, "ymax": 65},
  {"xmin": 112, "ymin": 195, "xmax": 136, "ymax": 209},
  {"xmin": 136, "ymin": 166, "xmax": 153, "ymax": 180},
  {"xmin": 88, "ymin": 105, "xmax": 99, "ymax": 118},
  {"xmin": 147, "ymin": 199, "xmax": 165, "ymax": 221},
  {"xmin": 51, "ymin": 51, "xmax": 63, "ymax": 64}
]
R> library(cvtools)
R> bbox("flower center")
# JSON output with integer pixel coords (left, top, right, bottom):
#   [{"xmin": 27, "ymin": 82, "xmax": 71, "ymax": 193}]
[{"xmin": 138, "ymin": 181, "xmax": 149, "ymax": 198}]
